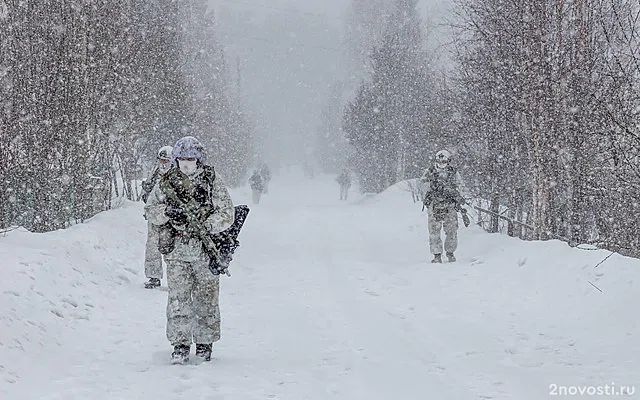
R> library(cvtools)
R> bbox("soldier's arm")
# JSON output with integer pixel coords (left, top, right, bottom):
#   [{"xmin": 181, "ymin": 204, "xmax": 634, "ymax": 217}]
[
  {"xmin": 141, "ymin": 168, "xmax": 159, "ymax": 193},
  {"xmin": 144, "ymin": 185, "xmax": 170, "ymax": 226},
  {"xmin": 204, "ymin": 177, "xmax": 235, "ymax": 234}
]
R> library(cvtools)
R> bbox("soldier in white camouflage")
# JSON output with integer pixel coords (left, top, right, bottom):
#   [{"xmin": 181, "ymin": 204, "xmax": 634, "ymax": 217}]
[
  {"xmin": 141, "ymin": 145, "xmax": 173, "ymax": 289},
  {"xmin": 145, "ymin": 136, "xmax": 235, "ymax": 364},
  {"xmin": 421, "ymin": 150, "xmax": 468, "ymax": 263},
  {"xmin": 259, "ymin": 162, "xmax": 271, "ymax": 194},
  {"xmin": 249, "ymin": 170, "xmax": 264, "ymax": 204},
  {"xmin": 336, "ymin": 168, "xmax": 351, "ymax": 200}
]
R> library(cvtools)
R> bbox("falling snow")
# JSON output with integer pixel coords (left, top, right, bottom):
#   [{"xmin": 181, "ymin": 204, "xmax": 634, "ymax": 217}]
[{"xmin": 1, "ymin": 0, "xmax": 639, "ymax": 398}]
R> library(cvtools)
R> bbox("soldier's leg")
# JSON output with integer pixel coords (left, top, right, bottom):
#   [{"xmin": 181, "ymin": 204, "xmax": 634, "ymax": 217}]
[
  {"xmin": 427, "ymin": 210, "xmax": 444, "ymax": 255},
  {"xmin": 166, "ymin": 260, "xmax": 195, "ymax": 346},
  {"xmin": 443, "ymin": 209, "xmax": 459, "ymax": 254},
  {"xmin": 144, "ymin": 221, "xmax": 163, "ymax": 279},
  {"xmin": 192, "ymin": 259, "xmax": 221, "ymax": 344}
]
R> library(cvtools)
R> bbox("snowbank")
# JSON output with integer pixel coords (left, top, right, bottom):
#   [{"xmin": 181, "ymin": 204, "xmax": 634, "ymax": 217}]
[{"xmin": 0, "ymin": 201, "xmax": 147, "ymax": 390}]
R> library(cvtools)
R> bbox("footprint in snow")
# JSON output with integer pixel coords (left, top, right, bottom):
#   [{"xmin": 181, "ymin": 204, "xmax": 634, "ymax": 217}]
[
  {"xmin": 470, "ymin": 257, "xmax": 484, "ymax": 266},
  {"xmin": 61, "ymin": 298, "xmax": 78, "ymax": 307}
]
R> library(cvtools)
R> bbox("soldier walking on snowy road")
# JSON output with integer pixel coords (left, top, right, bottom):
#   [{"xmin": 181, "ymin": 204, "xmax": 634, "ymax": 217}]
[
  {"xmin": 249, "ymin": 170, "xmax": 264, "ymax": 204},
  {"xmin": 145, "ymin": 136, "xmax": 235, "ymax": 364},
  {"xmin": 141, "ymin": 145, "xmax": 173, "ymax": 289},
  {"xmin": 336, "ymin": 168, "xmax": 351, "ymax": 200},
  {"xmin": 421, "ymin": 149, "xmax": 468, "ymax": 263}
]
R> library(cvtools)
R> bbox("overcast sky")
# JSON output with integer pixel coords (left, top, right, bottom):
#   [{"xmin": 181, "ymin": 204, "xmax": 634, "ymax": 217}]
[{"xmin": 208, "ymin": 0, "xmax": 451, "ymax": 167}]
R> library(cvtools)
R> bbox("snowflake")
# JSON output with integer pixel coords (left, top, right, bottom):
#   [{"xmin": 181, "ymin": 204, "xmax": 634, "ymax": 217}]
[{"xmin": 60, "ymin": 174, "xmax": 72, "ymax": 186}]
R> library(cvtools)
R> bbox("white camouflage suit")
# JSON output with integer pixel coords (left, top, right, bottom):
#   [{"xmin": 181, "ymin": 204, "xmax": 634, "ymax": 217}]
[
  {"xmin": 145, "ymin": 137, "xmax": 235, "ymax": 348},
  {"xmin": 421, "ymin": 165, "xmax": 464, "ymax": 255},
  {"xmin": 142, "ymin": 167, "xmax": 165, "ymax": 281}
]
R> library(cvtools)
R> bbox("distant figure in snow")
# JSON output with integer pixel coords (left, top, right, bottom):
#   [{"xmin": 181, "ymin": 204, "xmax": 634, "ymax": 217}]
[
  {"xmin": 336, "ymin": 169, "xmax": 351, "ymax": 200},
  {"xmin": 420, "ymin": 149, "xmax": 468, "ymax": 263},
  {"xmin": 145, "ymin": 136, "xmax": 235, "ymax": 364},
  {"xmin": 141, "ymin": 145, "xmax": 173, "ymax": 289},
  {"xmin": 259, "ymin": 162, "xmax": 271, "ymax": 194},
  {"xmin": 303, "ymin": 161, "xmax": 315, "ymax": 179},
  {"xmin": 249, "ymin": 170, "xmax": 264, "ymax": 204}
]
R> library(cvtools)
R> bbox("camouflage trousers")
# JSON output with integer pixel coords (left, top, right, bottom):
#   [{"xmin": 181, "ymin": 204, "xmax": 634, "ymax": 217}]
[
  {"xmin": 144, "ymin": 221, "xmax": 163, "ymax": 279},
  {"xmin": 252, "ymin": 189, "xmax": 262, "ymax": 204},
  {"xmin": 339, "ymin": 185, "xmax": 349, "ymax": 200},
  {"xmin": 428, "ymin": 207, "xmax": 459, "ymax": 255},
  {"xmin": 166, "ymin": 258, "xmax": 220, "ymax": 346}
]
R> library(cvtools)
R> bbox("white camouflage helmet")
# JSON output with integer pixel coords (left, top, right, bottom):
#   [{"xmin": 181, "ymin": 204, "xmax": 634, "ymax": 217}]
[
  {"xmin": 157, "ymin": 145, "xmax": 173, "ymax": 161},
  {"xmin": 435, "ymin": 149, "xmax": 452, "ymax": 165}
]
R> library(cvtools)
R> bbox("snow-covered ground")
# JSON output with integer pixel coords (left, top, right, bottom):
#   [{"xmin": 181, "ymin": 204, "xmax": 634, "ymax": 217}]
[{"xmin": 1, "ymin": 169, "xmax": 638, "ymax": 399}]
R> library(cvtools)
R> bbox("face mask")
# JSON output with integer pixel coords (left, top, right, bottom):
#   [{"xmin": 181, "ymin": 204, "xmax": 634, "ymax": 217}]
[
  {"xmin": 178, "ymin": 160, "xmax": 198, "ymax": 175},
  {"xmin": 436, "ymin": 161, "xmax": 448, "ymax": 170},
  {"xmin": 158, "ymin": 160, "xmax": 170, "ymax": 173}
]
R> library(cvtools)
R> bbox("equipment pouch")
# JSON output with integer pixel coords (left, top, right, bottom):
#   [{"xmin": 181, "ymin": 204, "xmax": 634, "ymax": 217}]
[{"xmin": 158, "ymin": 222, "xmax": 177, "ymax": 255}]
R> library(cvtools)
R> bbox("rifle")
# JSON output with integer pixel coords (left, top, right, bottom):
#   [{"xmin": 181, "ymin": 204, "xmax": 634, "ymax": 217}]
[{"xmin": 210, "ymin": 205, "xmax": 250, "ymax": 275}]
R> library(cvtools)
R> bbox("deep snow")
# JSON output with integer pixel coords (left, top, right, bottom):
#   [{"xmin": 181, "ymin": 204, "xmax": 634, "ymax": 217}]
[{"xmin": 1, "ymin": 169, "xmax": 638, "ymax": 399}]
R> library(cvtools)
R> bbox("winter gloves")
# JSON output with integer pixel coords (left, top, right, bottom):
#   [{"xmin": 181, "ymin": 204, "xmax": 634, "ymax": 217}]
[
  {"xmin": 165, "ymin": 204, "xmax": 188, "ymax": 226},
  {"xmin": 165, "ymin": 203, "xmax": 215, "ymax": 228}
]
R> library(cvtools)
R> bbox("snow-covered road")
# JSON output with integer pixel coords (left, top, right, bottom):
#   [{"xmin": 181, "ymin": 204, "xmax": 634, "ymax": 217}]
[{"xmin": 2, "ymin": 170, "xmax": 638, "ymax": 399}]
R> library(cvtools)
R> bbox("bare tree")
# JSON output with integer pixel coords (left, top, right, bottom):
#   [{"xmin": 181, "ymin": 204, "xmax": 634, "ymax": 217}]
[
  {"xmin": 0, "ymin": 0, "xmax": 249, "ymax": 232},
  {"xmin": 450, "ymin": 0, "xmax": 640, "ymax": 252}
]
